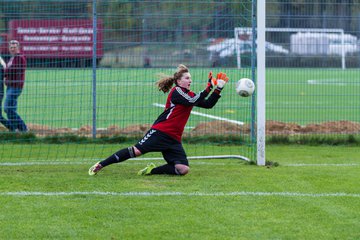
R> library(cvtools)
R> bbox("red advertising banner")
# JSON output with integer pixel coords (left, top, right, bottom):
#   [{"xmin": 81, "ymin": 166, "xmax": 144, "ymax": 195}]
[{"xmin": 8, "ymin": 19, "xmax": 103, "ymax": 58}]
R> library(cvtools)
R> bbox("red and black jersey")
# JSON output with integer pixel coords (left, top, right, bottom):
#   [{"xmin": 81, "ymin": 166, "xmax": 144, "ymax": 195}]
[{"xmin": 152, "ymin": 86, "xmax": 221, "ymax": 142}]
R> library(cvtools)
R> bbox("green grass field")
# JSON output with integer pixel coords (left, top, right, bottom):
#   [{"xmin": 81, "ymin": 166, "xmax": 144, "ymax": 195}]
[
  {"xmin": 0, "ymin": 145, "xmax": 359, "ymax": 239},
  {"xmin": 20, "ymin": 68, "xmax": 254, "ymax": 129},
  {"xmin": 1, "ymin": 67, "xmax": 359, "ymax": 239},
  {"xmin": 18, "ymin": 68, "xmax": 360, "ymax": 129}
]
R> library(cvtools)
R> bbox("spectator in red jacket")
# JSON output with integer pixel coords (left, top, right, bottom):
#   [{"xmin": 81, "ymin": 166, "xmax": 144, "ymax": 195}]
[
  {"xmin": 89, "ymin": 64, "xmax": 229, "ymax": 176},
  {"xmin": 4, "ymin": 40, "xmax": 27, "ymax": 132}
]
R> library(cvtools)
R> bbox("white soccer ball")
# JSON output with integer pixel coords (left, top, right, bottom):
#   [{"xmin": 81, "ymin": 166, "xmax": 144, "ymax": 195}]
[{"xmin": 236, "ymin": 78, "xmax": 255, "ymax": 97}]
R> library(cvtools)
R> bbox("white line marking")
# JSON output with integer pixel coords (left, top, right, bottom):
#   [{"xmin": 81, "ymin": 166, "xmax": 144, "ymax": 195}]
[
  {"xmin": 27, "ymin": 82, "xmax": 154, "ymax": 87},
  {"xmin": 0, "ymin": 162, "xmax": 86, "ymax": 166},
  {"xmin": 1, "ymin": 191, "xmax": 359, "ymax": 198},
  {"xmin": 153, "ymin": 103, "xmax": 244, "ymax": 125},
  {"xmin": 1, "ymin": 161, "xmax": 358, "ymax": 167},
  {"xmin": 307, "ymin": 79, "xmax": 360, "ymax": 86},
  {"xmin": 0, "ymin": 161, "xmax": 239, "ymax": 166},
  {"xmin": 285, "ymin": 163, "xmax": 359, "ymax": 167}
]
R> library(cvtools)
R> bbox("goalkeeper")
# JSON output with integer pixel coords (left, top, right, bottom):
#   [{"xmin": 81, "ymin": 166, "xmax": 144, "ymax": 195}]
[{"xmin": 89, "ymin": 64, "xmax": 229, "ymax": 176}]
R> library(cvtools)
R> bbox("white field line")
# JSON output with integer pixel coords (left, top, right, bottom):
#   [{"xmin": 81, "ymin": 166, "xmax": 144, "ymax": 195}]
[
  {"xmin": 1, "ymin": 191, "xmax": 359, "ymax": 198},
  {"xmin": 0, "ymin": 155, "xmax": 249, "ymax": 163},
  {"xmin": 0, "ymin": 161, "xmax": 358, "ymax": 167},
  {"xmin": 285, "ymin": 163, "xmax": 359, "ymax": 167},
  {"xmin": 153, "ymin": 103, "xmax": 244, "ymax": 125},
  {"xmin": 307, "ymin": 79, "xmax": 360, "ymax": 86},
  {"xmin": 27, "ymin": 82, "xmax": 155, "ymax": 87},
  {"xmin": 29, "ymin": 82, "xmax": 209, "ymax": 87},
  {"xmin": 0, "ymin": 161, "xmax": 232, "ymax": 166}
]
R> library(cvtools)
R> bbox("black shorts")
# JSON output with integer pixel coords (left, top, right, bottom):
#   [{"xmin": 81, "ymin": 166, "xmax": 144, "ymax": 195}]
[{"xmin": 135, "ymin": 129, "xmax": 189, "ymax": 166}]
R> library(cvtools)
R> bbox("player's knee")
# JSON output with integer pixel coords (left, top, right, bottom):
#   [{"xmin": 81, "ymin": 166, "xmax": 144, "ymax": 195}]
[
  {"xmin": 133, "ymin": 146, "xmax": 142, "ymax": 157},
  {"xmin": 175, "ymin": 164, "xmax": 189, "ymax": 175}
]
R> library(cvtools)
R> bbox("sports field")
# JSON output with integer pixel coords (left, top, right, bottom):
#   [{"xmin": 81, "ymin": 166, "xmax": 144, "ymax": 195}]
[
  {"xmin": 0, "ymin": 145, "xmax": 359, "ymax": 239},
  {"xmin": 1, "ymin": 67, "xmax": 359, "ymax": 239},
  {"xmin": 19, "ymin": 68, "xmax": 360, "ymax": 129}
]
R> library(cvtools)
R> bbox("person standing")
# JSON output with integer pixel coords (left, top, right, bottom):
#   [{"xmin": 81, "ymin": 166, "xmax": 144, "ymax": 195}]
[
  {"xmin": 4, "ymin": 40, "xmax": 27, "ymax": 132},
  {"xmin": 89, "ymin": 64, "xmax": 229, "ymax": 176}
]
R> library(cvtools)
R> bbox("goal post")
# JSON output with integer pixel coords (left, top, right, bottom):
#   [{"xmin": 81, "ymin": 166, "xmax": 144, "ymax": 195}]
[{"xmin": 256, "ymin": 0, "xmax": 266, "ymax": 166}]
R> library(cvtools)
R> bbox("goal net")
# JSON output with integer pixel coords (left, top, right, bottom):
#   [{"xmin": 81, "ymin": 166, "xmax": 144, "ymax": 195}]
[{"xmin": 0, "ymin": 1, "xmax": 257, "ymax": 164}]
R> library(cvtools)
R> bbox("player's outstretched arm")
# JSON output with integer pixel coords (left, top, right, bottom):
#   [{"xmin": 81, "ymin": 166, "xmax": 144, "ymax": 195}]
[
  {"xmin": 196, "ymin": 72, "xmax": 229, "ymax": 109},
  {"xmin": 172, "ymin": 75, "xmax": 212, "ymax": 106}
]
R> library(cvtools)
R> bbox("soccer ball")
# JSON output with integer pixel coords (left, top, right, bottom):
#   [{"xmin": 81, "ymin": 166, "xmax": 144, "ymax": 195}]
[{"xmin": 236, "ymin": 78, "xmax": 255, "ymax": 97}]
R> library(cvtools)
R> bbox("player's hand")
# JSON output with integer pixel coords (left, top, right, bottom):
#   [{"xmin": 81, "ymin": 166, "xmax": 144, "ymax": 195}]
[
  {"xmin": 207, "ymin": 71, "xmax": 217, "ymax": 88},
  {"xmin": 216, "ymin": 72, "xmax": 229, "ymax": 89}
]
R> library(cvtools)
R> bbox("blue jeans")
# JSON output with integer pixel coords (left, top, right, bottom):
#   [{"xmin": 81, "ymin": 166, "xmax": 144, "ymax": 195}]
[
  {"xmin": 0, "ymin": 78, "xmax": 11, "ymax": 129},
  {"xmin": 4, "ymin": 87, "xmax": 27, "ymax": 132}
]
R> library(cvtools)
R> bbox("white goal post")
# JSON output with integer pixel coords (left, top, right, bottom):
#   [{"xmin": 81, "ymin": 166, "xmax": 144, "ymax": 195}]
[
  {"xmin": 235, "ymin": 27, "xmax": 349, "ymax": 70},
  {"xmin": 257, "ymin": 1, "xmax": 266, "ymax": 166}
]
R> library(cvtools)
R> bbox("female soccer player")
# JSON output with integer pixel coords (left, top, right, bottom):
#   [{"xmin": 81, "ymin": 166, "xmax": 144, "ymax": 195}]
[{"xmin": 89, "ymin": 64, "xmax": 229, "ymax": 176}]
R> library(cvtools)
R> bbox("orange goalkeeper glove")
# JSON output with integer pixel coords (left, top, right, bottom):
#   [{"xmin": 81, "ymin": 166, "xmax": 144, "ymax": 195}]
[
  {"xmin": 207, "ymin": 71, "xmax": 217, "ymax": 89},
  {"xmin": 216, "ymin": 72, "xmax": 229, "ymax": 90}
]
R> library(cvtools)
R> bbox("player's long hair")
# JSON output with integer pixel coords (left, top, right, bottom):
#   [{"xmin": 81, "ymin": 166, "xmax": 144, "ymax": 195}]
[{"xmin": 156, "ymin": 64, "xmax": 189, "ymax": 93}]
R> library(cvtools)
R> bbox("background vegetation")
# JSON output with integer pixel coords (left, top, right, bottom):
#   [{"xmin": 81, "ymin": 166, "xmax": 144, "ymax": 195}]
[{"xmin": 1, "ymin": 1, "xmax": 359, "ymax": 46}]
